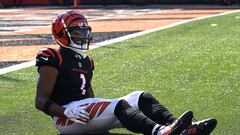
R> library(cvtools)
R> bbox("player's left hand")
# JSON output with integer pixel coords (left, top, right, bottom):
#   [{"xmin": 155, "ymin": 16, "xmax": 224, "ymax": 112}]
[{"xmin": 64, "ymin": 106, "xmax": 90, "ymax": 124}]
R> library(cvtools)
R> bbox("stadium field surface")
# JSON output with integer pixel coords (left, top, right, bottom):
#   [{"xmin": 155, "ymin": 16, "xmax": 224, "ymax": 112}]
[
  {"xmin": 0, "ymin": 7, "xmax": 239, "ymax": 134},
  {"xmin": 0, "ymin": 5, "xmax": 239, "ymax": 69}
]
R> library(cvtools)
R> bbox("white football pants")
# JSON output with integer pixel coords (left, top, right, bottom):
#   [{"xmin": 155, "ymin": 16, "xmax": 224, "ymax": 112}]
[{"xmin": 53, "ymin": 91, "xmax": 144, "ymax": 134}]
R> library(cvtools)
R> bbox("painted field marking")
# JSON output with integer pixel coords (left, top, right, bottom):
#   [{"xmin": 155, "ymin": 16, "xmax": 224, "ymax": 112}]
[
  {"xmin": 211, "ymin": 24, "xmax": 218, "ymax": 26},
  {"xmin": 89, "ymin": 9, "xmax": 240, "ymax": 49},
  {"xmin": 0, "ymin": 61, "xmax": 35, "ymax": 75},
  {"xmin": 0, "ymin": 9, "xmax": 239, "ymax": 75}
]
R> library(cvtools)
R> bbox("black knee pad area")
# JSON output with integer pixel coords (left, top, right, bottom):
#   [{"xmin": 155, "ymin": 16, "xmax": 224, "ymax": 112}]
[
  {"xmin": 139, "ymin": 92, "xmax": 156, "ymax": 104},
  {"xmin": 114, "ymin": 100, "xmax": 143, "ymax": 133},
  {"xmin": 114, "ymin": 99, "xmax": 138, "ymax": 121}
]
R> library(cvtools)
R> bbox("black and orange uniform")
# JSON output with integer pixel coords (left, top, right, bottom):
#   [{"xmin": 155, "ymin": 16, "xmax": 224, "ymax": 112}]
[{"xmin": 36, "ymin": 47, "xmax": 94, "ymax": 106}]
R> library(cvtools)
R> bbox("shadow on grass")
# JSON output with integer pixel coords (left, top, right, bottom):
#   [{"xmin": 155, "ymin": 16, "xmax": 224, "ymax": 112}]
[
  {"xmin": 94, "ymin": 133, "xmax": 133, "ymax": 135},
  {"xmin": 60, "ymin": 132, "xmax": 134, "ymax": 135}
]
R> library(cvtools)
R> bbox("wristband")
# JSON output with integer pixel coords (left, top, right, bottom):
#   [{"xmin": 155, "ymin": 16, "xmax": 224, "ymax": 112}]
[{"xmin": 43, "ymin": 100, "xmax": 54, "ymax": 115}]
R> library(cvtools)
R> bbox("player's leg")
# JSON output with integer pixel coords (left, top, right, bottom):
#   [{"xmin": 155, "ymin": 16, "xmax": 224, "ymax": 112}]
[
  {"xmin": 137, "ymin": 92, "xmax": 218, "ymax": 134},
  {"xmin": 138, "ymin": 92, "xmax": 177, "ymax": 125},
  {"xmin": 121, "ymin": 91, "xmax": 177, "ymax": 125},
  {"xmin": 118, "ymin": 90, "xmax": 144, "ymax": 109},
  {"xmin": 181, "ymin": 118, "xmax": 217, "ymax": 135},
  {"xmin": 114, "ymin": 99, "xmax": 193, "ymax": 135},
  {"xmin": 53, "ymin": 98, "xmax": 121, "ymax": 134},
  {"xmin": 54, "ymin": 96, "xmax": 193, "ymax": 135},
  {"xmin": 125, "ymin": 91, "xmax": 217, "ymax": 135}
]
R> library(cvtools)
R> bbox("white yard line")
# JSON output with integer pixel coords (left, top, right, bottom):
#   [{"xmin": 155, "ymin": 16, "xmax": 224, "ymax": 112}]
[
  {"xmin": 0, "ymin": 9, "xmax": 239, "ymax": 75},
  {"xmin": 0, "ymin": 61, "xmax": 35, "ymax": 75}
]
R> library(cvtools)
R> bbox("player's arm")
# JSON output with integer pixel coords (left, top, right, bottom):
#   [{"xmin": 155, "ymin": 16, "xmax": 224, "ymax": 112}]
[
  {"xmin": 35, "ymin": 66, "xmax": 66, "ymax": 118},
  {"xmin": 87, "ymin": 84, "xmax": 95, "ymax": 98},
  {"xmin": 86, "ymin": 55, "xmax": 95, "ymax": 98},
  {"xmin": 36, "ymin": 66, "xmax": 90, "ymax": 124}
]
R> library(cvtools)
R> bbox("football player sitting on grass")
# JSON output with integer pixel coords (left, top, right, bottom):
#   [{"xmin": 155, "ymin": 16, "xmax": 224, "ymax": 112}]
[{"xmin": 35, "ymin": 10, "xmax": 217, "ymax": 135}]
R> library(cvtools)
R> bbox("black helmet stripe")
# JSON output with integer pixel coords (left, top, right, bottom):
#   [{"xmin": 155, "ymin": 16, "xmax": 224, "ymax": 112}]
[{"xmin": 68, "ymin": 17, "xmax": 87, "ymax": 27}]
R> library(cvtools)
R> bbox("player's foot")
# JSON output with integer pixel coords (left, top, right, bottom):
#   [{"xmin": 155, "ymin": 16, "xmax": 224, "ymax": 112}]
[
  {"xmin": 180, "ymin": 118, "xmax": 217, "ymax": 135},
  {"xmin": 155, "ymin": 111, "xmax": 193, "ymax": 135}
]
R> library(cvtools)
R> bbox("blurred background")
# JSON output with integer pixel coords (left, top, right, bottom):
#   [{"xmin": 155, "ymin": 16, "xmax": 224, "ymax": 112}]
[{"xmin": 0, "ymin": 0, "xmax": 239, "ymax": 8}]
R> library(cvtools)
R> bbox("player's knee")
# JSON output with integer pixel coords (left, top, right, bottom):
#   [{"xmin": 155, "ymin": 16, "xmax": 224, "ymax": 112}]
[
  {"xmin": 139, "ymin": 92, "xmax": 157, "ymax": 103},
  {"xmin": 114, "ymin": 99, "xmax": 140, "ymax": 122},
  {"xmin": 139, "ymin": 92, "xmax": 159, "ymax": 110},
  {"xmin": 140, "ymin": 92, "xmax": 153, "ymax": 99},
  {"xmin": 114, "ymin": 99, "xmax": 131, "ymax": 116},
  {"xmin": 114, "ymin": 99, "xmax": 144, "ymax": 133}
]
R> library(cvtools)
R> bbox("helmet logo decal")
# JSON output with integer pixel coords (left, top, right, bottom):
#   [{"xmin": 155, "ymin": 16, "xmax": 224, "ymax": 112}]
[{"xmin": 78, "ymin": 22, "xmax": 87, "ymax": 27}]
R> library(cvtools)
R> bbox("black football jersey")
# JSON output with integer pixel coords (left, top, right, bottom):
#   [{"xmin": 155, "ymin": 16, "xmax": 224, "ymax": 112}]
[{"xmin": 36, "ymin": 47, "xmax": 94, "ymax": 106}]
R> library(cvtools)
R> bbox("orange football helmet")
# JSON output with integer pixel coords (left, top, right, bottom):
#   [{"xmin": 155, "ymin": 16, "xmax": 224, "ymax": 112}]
[{"xmin": 52, "ymin": 10, "xmax": 92, "ymax": 53}]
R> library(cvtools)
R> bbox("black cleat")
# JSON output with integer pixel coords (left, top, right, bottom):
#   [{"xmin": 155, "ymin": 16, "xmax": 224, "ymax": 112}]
[
  {"xmin": 155, "ymin": 111, "xmax": 193, "ymax": 135},
  {"xmin": 180, "ymin": 118, "xmax": 217, "ymax": 135}
]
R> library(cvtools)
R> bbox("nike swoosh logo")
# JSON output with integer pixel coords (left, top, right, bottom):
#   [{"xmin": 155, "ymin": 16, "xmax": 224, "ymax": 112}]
[{"xmin": 41, "ymin": 57, "xmax": 48, "ymax": 61}]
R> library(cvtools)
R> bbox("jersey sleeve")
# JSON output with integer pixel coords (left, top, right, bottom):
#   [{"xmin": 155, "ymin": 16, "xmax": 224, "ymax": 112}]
[{"xmin": 36, "ymin": 48, "xmax": 62, "ymax": 71}]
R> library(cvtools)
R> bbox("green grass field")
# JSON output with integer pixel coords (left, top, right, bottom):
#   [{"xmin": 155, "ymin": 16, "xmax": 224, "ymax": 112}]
[{"xmin": 0, "ymin": 11, "xmax": 240, "ymax": 134}]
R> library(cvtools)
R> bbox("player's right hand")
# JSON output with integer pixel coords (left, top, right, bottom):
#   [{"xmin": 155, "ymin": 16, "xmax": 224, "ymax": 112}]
[{"xmin": 64, "ymin": 106, "xmax": 90, "ymax": 124}]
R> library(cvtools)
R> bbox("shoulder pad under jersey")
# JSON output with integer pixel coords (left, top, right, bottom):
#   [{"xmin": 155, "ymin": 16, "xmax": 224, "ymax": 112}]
[{"xmin": 36, "ymin": 48, "xmax": 62, "ymax": 69}]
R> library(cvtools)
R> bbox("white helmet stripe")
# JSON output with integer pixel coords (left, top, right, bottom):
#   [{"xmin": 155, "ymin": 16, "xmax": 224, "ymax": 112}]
[{"xmin": 61, "ymin": 18, "xmax": 72, "ymax": 44}]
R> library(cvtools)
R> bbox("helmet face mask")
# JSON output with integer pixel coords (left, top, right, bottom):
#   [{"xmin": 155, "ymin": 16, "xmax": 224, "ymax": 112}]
[
  {"xmin": 52, "ymin": 10, "xmax": 92, "ymax": 54},
  {"xmin": 68, "ymin": 25, "xmax": 92, "ymax": 50}
]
